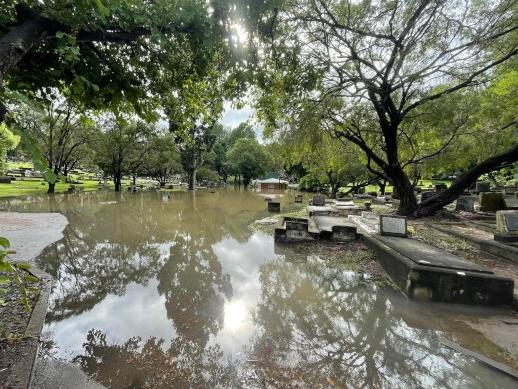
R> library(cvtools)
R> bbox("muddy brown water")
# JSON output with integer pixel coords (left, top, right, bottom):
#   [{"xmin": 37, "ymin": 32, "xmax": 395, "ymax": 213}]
[{"xmin": 1, "ymin": 190, "xmax": 517, "ymax": 388}]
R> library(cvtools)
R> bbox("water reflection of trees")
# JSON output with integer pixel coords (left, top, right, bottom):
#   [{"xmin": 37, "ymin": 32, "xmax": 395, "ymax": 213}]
[
  {"xmin": 73, "ymin": 329, "xmax": 237, "ymax": 388},
  {"xmin": 158, "ymin": 233, "xmax": 232, "ymax": 346},
  {"xmin": 28, "ymin": 190, "xmax": 254, "ymax": 321},
  {"xmin": 242, "ymin": 258, "xmax": 499, "ymax": 389}
]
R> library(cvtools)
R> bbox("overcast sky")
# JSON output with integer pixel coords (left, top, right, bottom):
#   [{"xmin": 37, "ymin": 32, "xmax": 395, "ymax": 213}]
[{"xmin": 220, "ymin": 102, "xmax": 264, "ymax": 141}]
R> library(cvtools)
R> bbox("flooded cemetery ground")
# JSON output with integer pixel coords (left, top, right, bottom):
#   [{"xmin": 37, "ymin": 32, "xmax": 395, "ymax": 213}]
[{"xmin": 1, "ymin": 190, "xmax": 517, "ymax": 388}]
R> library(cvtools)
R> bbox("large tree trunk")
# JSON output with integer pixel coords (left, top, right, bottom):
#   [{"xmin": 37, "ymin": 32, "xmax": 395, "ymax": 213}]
[
  {"xmin": 330, "ymin": 183, "xmax": 339, "ymax": 199},
  {"xmin": 415, "ymin": 143, "xmax": 518, "ymax": 217},
  {"xmin": 386, "ymin": 164, "xmax": 419, "ymax": 216},
  {"xmin": 114, "ymin": 172, "xmax": 122, "ymax": 192},
  {"xmin": 47, "ymin": 181, "xmax": 56, "ymax": 194},
  {"xmin": 378, "ymin": 180, "xmax": 386, "ymax": 195},
  {"xmin": 188, "ymin": 169, "xmax": 196, "ymax": 191}
]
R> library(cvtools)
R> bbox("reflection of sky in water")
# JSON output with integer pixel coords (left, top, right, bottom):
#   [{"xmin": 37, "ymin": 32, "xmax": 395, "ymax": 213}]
[
  {"xmin": 211, "ymin": 232, "xmax": 275, "ymax": 356},
  {"xmin": 44, "ymin": 232, "xmax": 275, "ymax": 360},
  {"xmin": 45, "ymin": 279, "xmax": 172, "ymax": 359}
]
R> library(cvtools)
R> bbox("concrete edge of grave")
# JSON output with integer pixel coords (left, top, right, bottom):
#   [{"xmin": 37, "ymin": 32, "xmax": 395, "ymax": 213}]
[
  {"xmin": 428, "ymin": 223, "xmax": 518, "ymax": 265},
  {"xmin": 14, "ymin": 263, "xmax": 54, "ymax": 389},
  {"xmin": 439, "ymin": 337, "xmax": 518, "ymax": 380},
  {"xmin": 360, "ymin": 233, "xmax": 414, "ymax": 298}
]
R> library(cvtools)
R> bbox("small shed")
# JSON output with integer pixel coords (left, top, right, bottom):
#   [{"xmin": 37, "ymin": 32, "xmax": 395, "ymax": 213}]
[{"xmin": 256, "ymin": 178, "xmax": 288, "ymax": 193}]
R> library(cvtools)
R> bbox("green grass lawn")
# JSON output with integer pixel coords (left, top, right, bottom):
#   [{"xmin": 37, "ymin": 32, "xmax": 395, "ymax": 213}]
[
  {"xmin": 0, "ymin": 179, "xmax": 103, "ymax": 197},
  {"xmin": 0, "ymin": 177, "xmax": 160, "ymax": 197}
]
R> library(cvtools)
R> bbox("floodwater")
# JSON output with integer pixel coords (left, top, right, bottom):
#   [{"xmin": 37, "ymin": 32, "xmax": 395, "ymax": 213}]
[{"xmin": 1, "ymin": 190, "xmax": 516, "ymax": 388}]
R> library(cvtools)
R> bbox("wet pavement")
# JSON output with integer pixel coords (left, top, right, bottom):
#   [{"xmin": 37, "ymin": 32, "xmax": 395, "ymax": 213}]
[{"xmin": 1, "ymin": 190, "xmax": 517, "ymax": 388}]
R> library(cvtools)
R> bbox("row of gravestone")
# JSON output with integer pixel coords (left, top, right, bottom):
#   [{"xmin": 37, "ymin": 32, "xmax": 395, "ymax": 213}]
[{"xmin": 456, "ymin": 193, "xmax": 518, "ymax": 212}]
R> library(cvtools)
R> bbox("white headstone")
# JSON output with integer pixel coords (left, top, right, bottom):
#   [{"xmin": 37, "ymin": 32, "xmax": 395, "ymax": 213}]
[{"xmin": 379, "ymin": 215, "xmax": 407, "ymax": 237}]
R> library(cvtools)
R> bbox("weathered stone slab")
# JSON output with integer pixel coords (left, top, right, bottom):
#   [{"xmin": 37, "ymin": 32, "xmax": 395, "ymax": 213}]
[
  {"xmin": 496, "ymin": 210, "xmax": 518, "ymax": 232},
  {"xmin": 379, "ymin": 215, "xmax": 407, "ymax": 238},
  {"xmin": 372, "ymin": 196, "xmax": 389, "ymax": 205},
  {"xmin": 312, "ymin": 195, "xmax": 325, "ymax": 206},
  {"xmin": 294, "ymin": 194, "xmax": 303, "ymax": 203},
  {"xmin": 495, "ymin": 210, "xmax": 518, "ymax": 243},
  {"xmin": 479, "ymin": 192, "xmax": 505, "ymax": 212},
  {"xmin": 268, "ymin": 201, "xmax": 280, "ymax": 212},
  {"xmin": 364, "ymin": 234, "xmax": 515, "ymax": 306},
  {"xmin": 475, "ymin": 181, "xmax": 491, "ymax": 193},
  {"xmin": 312, "ymin": 216, "xmax": 357, "ymax": 241},
  {"xmin": 334, "ymin": 204, "xmax": 362, "ymax": 216},
  {"xmin": 378, "ymin": 235, "xmax": 489, "ymax": 272},
  {"xmin": 307, "ymin": 205, "xmax": 338, "ymax": 217},
  {"xmin": 274, "ymin": 217, "xmax": 312, "ymax": 242},
  {"xmin": 504, "ymin": 197, "xmax": 518, "ymax": 210},
  {"xmin": 456, "ymin": 195, "xmax": 476, "ymax": 212}
]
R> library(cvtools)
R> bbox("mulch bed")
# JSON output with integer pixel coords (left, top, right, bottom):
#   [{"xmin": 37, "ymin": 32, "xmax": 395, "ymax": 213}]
[{"xmin": 0, "ymin": 269, "xmax": 41, "ymax": 389}]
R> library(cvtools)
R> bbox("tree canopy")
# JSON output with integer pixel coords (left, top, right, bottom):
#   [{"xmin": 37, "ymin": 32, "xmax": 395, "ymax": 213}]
[{"xmin": 249, "ymin": 0, "xmax": 518, "ymax": 215}]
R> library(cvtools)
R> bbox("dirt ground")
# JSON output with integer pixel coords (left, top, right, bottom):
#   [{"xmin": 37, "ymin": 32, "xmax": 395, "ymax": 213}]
[
  {"xmin": 0, "ymin": 270, "xmax": 41, "ymax": 388},
  {"xmin": 0, "ymin": 212, "xmax": 68, "ymax": 388}
]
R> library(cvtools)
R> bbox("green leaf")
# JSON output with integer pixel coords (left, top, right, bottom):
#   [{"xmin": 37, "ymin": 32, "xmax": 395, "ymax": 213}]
[
  {"xmin": 24, "ymin": 274, "xmax": 39, "ymax": 283},
  {"xmin": 0, "ymin": 276, "xmax": 10, "ymax": 285},
  {"xmin": 16, "ymin": 262, "xmax": 31, "ymax": 271},
  {"xmin": 0, "ymin": 237, "xmax": 9, "ymax": 248}
]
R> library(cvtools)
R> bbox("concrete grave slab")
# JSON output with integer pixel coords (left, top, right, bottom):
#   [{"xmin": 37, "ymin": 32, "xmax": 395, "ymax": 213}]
[
  {"xmin": 364, "ymin": 234, "xmax": 515, "ymax": 306},
  {"xmin": 312, "ymin": 216, "xmax": 357, "ymax": 241},
  {"xmin": 307, "ymin": 205, "xmax": 338, "ymax": 217}
]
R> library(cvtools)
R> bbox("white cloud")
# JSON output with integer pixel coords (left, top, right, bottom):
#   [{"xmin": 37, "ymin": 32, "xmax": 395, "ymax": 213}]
[{"xmin": 220, "ymin": 103, "xmax": 264, "ymax": 141}]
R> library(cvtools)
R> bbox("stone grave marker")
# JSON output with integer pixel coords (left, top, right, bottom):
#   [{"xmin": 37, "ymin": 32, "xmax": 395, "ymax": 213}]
[
  {"xmin": 504, "ymin": 197, "xmax": 518, "ymax": 210},
  {"xmin": 479, "ymin": 192, "xmax": 505, "ymax": 212},
  {"xmin": 312, "ymin": 195, "xmax": 325, "ymax": 206},
  {"xmin": 494, "ymin": 210, "xmax": 518, "ymax": 243},
  {"xmin": 379, "ymin": 215, "xmax": 408, "ymax": 238},
  {"xmin": 294, "ymin": 194, "xmax": 303, "ymax": 203},
  {"xmin": 455, "ymin": 196, "xmax": 476, "ymax": 212},
  {"xmin": 475, "ymin": 181, "xmax": 490, "ymax": 193},
  {"xmin": 268, "ymin": 201, "xmax": 281, "ymax": 212}
]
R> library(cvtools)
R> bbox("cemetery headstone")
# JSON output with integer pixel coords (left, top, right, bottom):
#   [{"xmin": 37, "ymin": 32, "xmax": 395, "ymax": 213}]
[
  {"xmin": 268, "ymin": 201, "xmax": 281, "ymax": 212},
  {"xmin": 504, "ymin": 197, "xmax": 518, "ymax": 210},
  {"xmin": 455, "ymin": 196, "xmax": 476, "ymax": 212},
  {"xmin": 379, "ymin": 215, "xmax": 408, "ymax": 238},
  {"xmin": 475, "ymin": 181, "xmax": 490, "ymax": 193},
  {"xmin": 364, "ymin": 201, "xmax": 372, "ymax": 211},
  {"xmin": 294, "ymin": 194, "xmax": 303, "ymax": 203},
  {"xmin": 479, "ymin": 192, "xmax": 504, "ymax": 212},
  {"xmin": 494, "ymin": 210, "xmax": 518, "ymax": 243},
  {"xmin": 0, "ymin": 176, "xmax": 13, "ymax": 184},
  {"xmin": 312, "ymin": 195, "xmax": 325, "ymax": 206}
]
